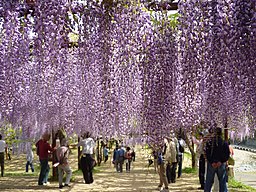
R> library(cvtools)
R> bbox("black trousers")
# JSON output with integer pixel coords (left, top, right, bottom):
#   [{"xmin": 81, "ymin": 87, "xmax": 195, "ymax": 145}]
[
  {"xmin": 199, "ymin": 154, "xmax": 205, "ymax": 188},
  {"xmin": 104, "ymin": 155, "xmax": 108, "ymax": 163},
  {"xmin": 166, "ymin": 163, "xmax": 171, "ymax": 183},
  {"xmin": 170, "ymin": 162, "xmax": 177, "ymax": 183},
  {"xmin": 81, "ymin": 154, "xmax": 94, "ymax": 184},
  {"xmin": 0, "ymin": 152, "xmax": 4, "ymax": 177}
]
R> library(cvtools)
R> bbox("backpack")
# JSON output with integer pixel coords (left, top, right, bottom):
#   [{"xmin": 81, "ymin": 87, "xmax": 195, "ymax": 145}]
[
  {"xmin": 157, "ymin": 153, "xmax": 164, "ymax": 165},
  {"xmin": 178, "ymin": 140, "xmax": 184, "ymax": 153}
]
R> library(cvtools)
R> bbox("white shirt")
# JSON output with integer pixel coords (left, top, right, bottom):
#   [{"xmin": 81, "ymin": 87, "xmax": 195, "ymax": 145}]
[
  {"xmin": 178, "ymin": 138, "xmax": 186, "ymax": 155},
  {"xmin": 0, "ymin": 140, "xmax": 6, "ymax": 153},
  {"xmin": 77, "ymin": 138, "xmax": 95, "ymax": 155},
  {"xmin": 27, "ymin": 149, "xmax": 34, "ymax": 162}
]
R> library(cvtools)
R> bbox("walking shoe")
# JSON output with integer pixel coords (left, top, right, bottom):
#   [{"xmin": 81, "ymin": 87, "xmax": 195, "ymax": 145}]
[
  {"xmin": 157, "ymin": 185, "xmax": 162, "ymax": 190},
  {"xmin": 59, "ymin": 185, "xmax": 64, "ymax": 189},
  {"xmin": 64, "ymin": 184, "xmax": 71, "ymax": 187},
  {"xmin": 160, "ymin": 187, "xmax": 169, "ymax": 192}
]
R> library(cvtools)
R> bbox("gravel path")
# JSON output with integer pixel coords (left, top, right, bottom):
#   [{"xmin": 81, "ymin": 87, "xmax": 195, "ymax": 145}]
[
  {"xmin": 0, "ymin": 146, "xmax": 255, "ymax": 191},
  {"xmin": 0, "ymin": 147, "xmax": 202, "ymax": 192}
]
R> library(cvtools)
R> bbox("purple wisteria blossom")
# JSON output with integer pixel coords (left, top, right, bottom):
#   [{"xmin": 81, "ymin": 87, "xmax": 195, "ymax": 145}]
[{"xmin": 0, "ymin": 0, "xmax": 255, "ymax": 147}]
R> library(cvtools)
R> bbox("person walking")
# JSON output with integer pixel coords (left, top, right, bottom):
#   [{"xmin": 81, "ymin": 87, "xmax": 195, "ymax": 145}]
[
  {"xmin": 125, "ymin": 146, "xmax": 132, "ymax": 172},
  {"xmin": 6, "ymin": 145, "xmax": 11, "ymax": 160},
  {"xmin": 26, "ymin": 144, "xmax": 34, "ymax": 172},
  {"xmin": 116, "ymin": 145, "xmax": 125, "ymax": 172},
  {"xmin": 204, "ymin": 127, "xmax": 230, "ymax": 192},
  {"xmin": 103, "ymin": 145, "xmax": 109, "ymax": 163},
  {"xmin": 113, "ymin": 145, "xmax": 119, "ymax": 172},
  {"xmin": 152, "ymin": 149, "xmax": 158, "ymax": 172},
  {"xmin": 77, "ymin": 131, "xmax": 96, "ymax": 184},
  {"xmin": 157, "ymin": 137, "xmax": 169, "ymax": 192},
  {"xmin": 56, "ymin": 138, "xmax": 72, "ymax": 189},
  {"xmin": 131, "ymin": 147, "xmax": 136, "ymax": 162},
  {"xmin": 0, "ymin": 134, "xmax": 6, "ymax": 177},
  {"xmin": 36, "ymin": 132, "xmax": 55, "ymax": 185},
  {"xmin": 177, "ymin": 136, "xmax": 185, "ymax": 178},
  {"xmin": 169, "ymin": 136, "xmax": 178, "ymax": 183}
]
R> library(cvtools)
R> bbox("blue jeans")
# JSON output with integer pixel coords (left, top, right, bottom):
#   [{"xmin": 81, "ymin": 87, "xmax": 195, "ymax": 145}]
[
  {"xmin": 38, "ymin": 159, "xmax": 50, "ymax": 185},
  {"xmin": 26, "ymin": 161, "xmax": 34, "ymax": 172},
  {"xmin": 204, "ymin": 162, "xmax": 228, "ymax": 192}
]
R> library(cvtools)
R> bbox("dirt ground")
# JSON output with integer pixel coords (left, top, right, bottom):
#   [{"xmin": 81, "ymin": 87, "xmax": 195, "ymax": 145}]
[{"xmin": 0, "ymin": 146, "xmax": 253, "ymax": 192}]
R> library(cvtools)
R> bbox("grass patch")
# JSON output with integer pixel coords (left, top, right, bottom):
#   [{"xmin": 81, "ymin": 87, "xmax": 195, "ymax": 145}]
[
  {"xmin": 183, "ymin": 151, "xmax": 192, "ymax": 160},
  {"xmin": 182, "ymin": 167, "xmax": 196, "ymax": 174},
  {"xmin": 72, "ymin": 169, "xmax": 83, "ymax": 176},
  {"xmin": 229, "ymin": 177, "xmax": 256, "ymax": 192},
  {"xmin": 72, "ymin": 166, "xmax": 101, "ymax": 176},
  {"xmin": 5, "ymin": 161, "xmax": 40, "ymax": 177}
]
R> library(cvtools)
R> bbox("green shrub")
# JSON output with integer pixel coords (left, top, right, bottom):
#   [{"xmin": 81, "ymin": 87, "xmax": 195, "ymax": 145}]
[
  {"xmin": 182, "ymin": 167, "xmax": 196, "ymax": 174},
  {"xmin": 229, "ymin": 177, "xmax": 256, "ymax": 192}
]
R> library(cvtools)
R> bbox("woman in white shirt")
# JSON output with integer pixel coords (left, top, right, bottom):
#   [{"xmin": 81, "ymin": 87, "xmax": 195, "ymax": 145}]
[{"xmin": 77, "ymin": 132, "xmax": 95, "ymax": 184}]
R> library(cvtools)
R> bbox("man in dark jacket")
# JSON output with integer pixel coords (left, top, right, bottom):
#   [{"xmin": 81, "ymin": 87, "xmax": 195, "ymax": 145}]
[{"xmin": 204, "ymin": 127, "xmax": 230, "ymax": 192}]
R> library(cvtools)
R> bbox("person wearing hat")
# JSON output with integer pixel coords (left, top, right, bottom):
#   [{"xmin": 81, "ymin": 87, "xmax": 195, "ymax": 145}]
[{"xmin": 56, "ymin": 138, "xmax": 72, "ymax": 189}]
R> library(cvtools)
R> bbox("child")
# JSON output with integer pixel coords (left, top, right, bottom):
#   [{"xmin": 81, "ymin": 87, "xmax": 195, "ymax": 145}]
[{"xmin": 26, "ymin": 146, "xmax": 34, "ymax": 172}]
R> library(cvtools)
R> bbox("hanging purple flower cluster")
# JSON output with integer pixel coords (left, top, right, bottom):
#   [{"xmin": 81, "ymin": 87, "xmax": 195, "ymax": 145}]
[
  {"xmin": 0, "ymin": 0, "xmax": 255, "ymax": 146},
  {"xmin": 177, "ymin": 0, "xmax": 256, "ymax": 137},
  {"xmin": 140, "ymin": 12, "xmax": 178, "ymax": 145},
  {"xmin": 0, "ymin": 2, "xmax": 31, "ymax": 129},
  {"xmin": 0, "ymin": 0, "xmax": 155, "ymax": 142}
]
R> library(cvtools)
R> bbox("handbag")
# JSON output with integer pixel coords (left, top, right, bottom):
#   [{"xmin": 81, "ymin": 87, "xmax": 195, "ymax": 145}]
[{"xmin": 228, "ymin": 156, "xmax": 235, "ymax": 166}]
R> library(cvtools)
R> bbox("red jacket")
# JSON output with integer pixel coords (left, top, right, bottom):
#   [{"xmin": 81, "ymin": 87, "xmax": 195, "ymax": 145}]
[{"xmin": 36, "ymin": 139, "xmax": 54, "ymax": 160}]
